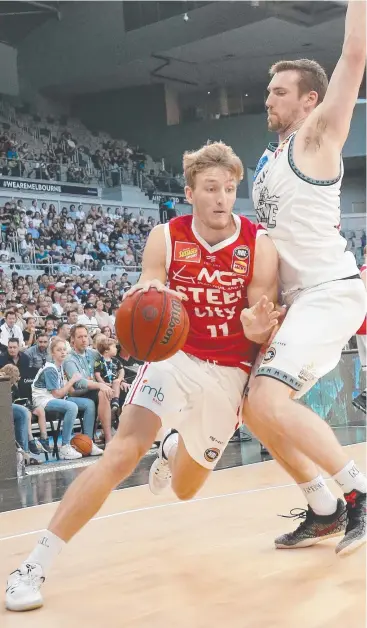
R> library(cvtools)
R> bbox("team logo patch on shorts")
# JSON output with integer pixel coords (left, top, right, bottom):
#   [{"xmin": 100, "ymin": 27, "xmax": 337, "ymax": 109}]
[
  {"xmin": 232, "ymin": 246, "xmax": 250, "ymax": 276},
  {"xmin": 174, "ymin": 241, "xmax": 201, "ymax": 263},
  {"xmin": 204, "ymin": 447, "xmax": 220, "ymax": 463},
  {"xmin": 263, "ymin": 346, "xmax": 276, "ymax": 364}
]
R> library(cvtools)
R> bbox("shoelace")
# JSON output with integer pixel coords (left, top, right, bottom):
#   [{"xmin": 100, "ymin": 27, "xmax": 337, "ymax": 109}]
[
  {"xmin": 278, "ymin": 508, "xmax": 309, "ymax": 521},
  {"xmin": 7, "ymin": 564, "xmax": 44, "ymax": 594},
  {"xmin": 278, "ymin": 506, "xmax": 347, "ymax": 530},
  {"xmin": 154, "ymin": 460, "xmax": 171, "ymax": 480}
]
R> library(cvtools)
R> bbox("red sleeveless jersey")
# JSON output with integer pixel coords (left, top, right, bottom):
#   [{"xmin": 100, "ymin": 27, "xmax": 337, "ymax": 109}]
[
  {"xmin": 165, "ymin": 214, "xmax": 261, "ymax": 373},
  {"xmin": 356, "ymin": 264, "xmax": 366, "ymax": 335}
]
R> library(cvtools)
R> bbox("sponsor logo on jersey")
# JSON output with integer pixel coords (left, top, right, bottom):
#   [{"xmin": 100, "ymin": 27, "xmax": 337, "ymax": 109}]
[
  {"xmin": 204, "ymin": 447, "xmax": 220, "ymax": 463},
  {"xmin": 174, "ymin": 241, "xmax": 201, "ymax": 263},
  {"xmin": 263, "ymin": 346, "xmax": 276, "ymax": 364},
  {"xmin": 232, "ymin": 246, "xmax": 250, "ymax": 275},
  {"xmin": 140, "ymin": 380, "xmax": 165, "ymax": 404}
]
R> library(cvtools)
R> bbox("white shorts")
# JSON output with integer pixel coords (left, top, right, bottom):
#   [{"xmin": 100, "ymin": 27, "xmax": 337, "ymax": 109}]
[
  {"xmin": 124, "ymin": 351, "xmax": 248, "ymax": 469},
  {"xmin": 256, "ymin": 278, "xmax": 366, "ymax": 398}
]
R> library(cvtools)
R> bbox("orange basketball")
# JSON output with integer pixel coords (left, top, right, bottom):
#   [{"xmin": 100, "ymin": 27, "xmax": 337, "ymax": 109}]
[
  {"xmin": 71, "ymin": 434, "xmax": 93, "ymax": 456},
  {"xmin": 115, "ymin": 288, "xmax": 189, "ymax": 362}
]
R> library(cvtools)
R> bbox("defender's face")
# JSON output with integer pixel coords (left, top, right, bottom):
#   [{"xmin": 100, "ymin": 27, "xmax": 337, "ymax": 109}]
[{"xmin": 266, "ymin": 71, "xmax": 305, "ymax": 133}]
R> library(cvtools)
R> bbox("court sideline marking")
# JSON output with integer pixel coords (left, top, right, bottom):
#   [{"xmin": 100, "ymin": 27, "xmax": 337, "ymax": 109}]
[{"xmin": 1, "ymin": 480, "xmax": 306, "ymax": 543}]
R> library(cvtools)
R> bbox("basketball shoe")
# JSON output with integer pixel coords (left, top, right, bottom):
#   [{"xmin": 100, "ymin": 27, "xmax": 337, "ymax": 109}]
[
  {"xmin": 6, "ymin": 562, "xmax": 44, "ymax": 612},
  {"xmin": 275, "ymin": 498, "xmax": 346, "ymax": 549},
  {"xmin": 148, "ymin": 430, "xmax": 176, "ymax": 495},
  {"xmin": 335, "ymin": 490, "xmax": 366, "ymax": 555}
]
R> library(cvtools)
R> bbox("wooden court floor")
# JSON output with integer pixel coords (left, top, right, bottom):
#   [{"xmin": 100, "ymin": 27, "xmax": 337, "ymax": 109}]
[{"xmin": 0, "ymin": 443, "xmax": 365, "ymax": 628}]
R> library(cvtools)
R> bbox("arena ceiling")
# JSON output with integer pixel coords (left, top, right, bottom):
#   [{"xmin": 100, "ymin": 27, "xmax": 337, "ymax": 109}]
[
  {"xmin": 0, "ymin": 2, "xmax": 62, "ymax": 45},
  {"xmin": 11, "ymin": 1, "xmax": 359, "ymax": 101}
]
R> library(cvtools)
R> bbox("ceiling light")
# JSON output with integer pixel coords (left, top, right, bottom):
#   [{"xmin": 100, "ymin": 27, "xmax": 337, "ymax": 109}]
[
  {"xmin": 207, "ymin": 91, "xmax": 211, "ymax": 95},
  {"xmin": 245, "ymin": 93, "xmax": 249, "ymax": 97}
]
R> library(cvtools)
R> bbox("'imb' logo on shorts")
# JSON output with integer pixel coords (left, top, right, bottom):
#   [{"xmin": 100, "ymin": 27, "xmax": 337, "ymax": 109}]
[
  {"xmin": 140, "ymin": 380, "xmax": 165, "ymax": 404},
  {"xmin": 204, "ymin": 448, "xmax": 220, "ymax": 463},
  {"xmin": 174, "ymin": 241, "xmax": 201, "ymax": 263}
]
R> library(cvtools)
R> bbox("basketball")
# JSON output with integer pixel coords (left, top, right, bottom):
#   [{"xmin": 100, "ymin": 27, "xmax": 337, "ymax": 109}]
[
  {"xmin": 71, "ymin": 434, "xmax": 93, "ymax": 456},
  {"xmin": 115, "ymin": 288, "xmax": 189, "ymax": 362}
]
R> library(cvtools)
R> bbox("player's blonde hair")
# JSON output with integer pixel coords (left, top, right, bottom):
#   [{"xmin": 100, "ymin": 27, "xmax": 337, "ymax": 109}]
[
  {"xmin": 269, "ymin": 59, "xmax": 328, "ymax": 104},
  {"xmin": 183, "ymin": 141, "xmax": 243, "ymax": 189}
]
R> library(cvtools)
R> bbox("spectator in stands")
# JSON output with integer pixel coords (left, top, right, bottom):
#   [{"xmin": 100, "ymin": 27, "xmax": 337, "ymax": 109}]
[
  {"xmin": 32, "ymin": 338, "xmax": 102, "ymax": 460},
  {"xmin": 67, "ymin": 309, "xmax": 79, "ymax": 326},
  {"xmin": 77, "ymin": 302, "xmax": 99, "ymax": 331},
  {"xmin": 25, "ymin": 333, "xmax": 49, "ymax": 368},
  {"xmin": 2, "ymin": 362, "xmax": 50, "ymax": 456},
  {"xmin": 54, "ymin": 322, "xmax": 71, "ymax": 353},
  {"xmin": 35, "ymin": 245, "xmax": 49, "ymax": 265},
  {"xmin": 94, "ymin": 337, "xmax": 129, "ymax": 419},
  {"xmin": 0, "ymin": 338, "xmax": 30, "ymax": 374},
  {"xmin": 94, "ymin": 299, "xmax": 111, "ymax": 330},
  {"xmin": 23, "ymin": 317, "xmax": 38, "ymax": 348},
  {"xmin": 64, "ymin": 325, "xmax": 113, "ymax": 443},
  {"xmin": 0, "ymin": 365, "xmax": 33, "ymax": 458},
  {"xmin": 0, "ymin": 310, "xmax": 24, "ymax": 351},
  {"xmin": 44, "ymin": 318, "xmax": 57, "ymax": 338},
  {"xmin": 122, "ymin": 246, "xmax": 136, "ymax": 268},
  {"xmin": 23, "ymin": 299, "xmax": 38, "ymax": 321},
  {"xmin": 100, "ymin": 325, "xmax": 112, "ymax": 339}
]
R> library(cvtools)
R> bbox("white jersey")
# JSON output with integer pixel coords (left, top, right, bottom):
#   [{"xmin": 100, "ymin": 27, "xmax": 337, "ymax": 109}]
[{"xmin": 252, "ymin": 132, "xmax": 358, "ymax": 293}]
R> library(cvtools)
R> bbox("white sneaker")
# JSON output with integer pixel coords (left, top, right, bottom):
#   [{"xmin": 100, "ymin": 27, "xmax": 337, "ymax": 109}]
[
  {"xmin": 6, "ymin": 563, "xmax": 44, "ymax": 612},
  {"xmin": 59, "ymin": 444, "xmax": 82, "ymax": 460},
  {"xmin": 90, "ymin": 442, "xmax": 103, "ymax": 456},
  {"xmin": 148, "ymin": 439, "xmax": 172, "ymax": 495}
]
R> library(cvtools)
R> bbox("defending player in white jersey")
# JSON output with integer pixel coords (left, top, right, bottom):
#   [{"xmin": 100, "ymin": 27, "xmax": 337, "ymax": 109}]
[{"xmin": 242, "ymin": 0, "xmax": 366, "ymax": 554}]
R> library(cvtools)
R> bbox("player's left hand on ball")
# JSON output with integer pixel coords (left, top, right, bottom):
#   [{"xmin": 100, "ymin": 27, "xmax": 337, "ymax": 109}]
[
  {"xmin": 123, "ymin": 278, "xmax": 188, "ymax": 301},
  {"xmin": 241, "ymin": 296, "xmax": 279, "ymax": 336}
]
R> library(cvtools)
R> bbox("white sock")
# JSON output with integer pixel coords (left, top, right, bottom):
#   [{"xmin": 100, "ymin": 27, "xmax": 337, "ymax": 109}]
[
  {"xmin": 332, "ymin": 460, "xmax": 367, "ymax": 495},
  {"xmin": 299, "ymin": 475, "xmax": 338, "ymax": 516},
  {"xmin": 25, "ymin": 530, "xmax": 65, "ymax": 576},
  {"xmin": 162, "ymin": 431, "xmax": 179, "ymax": 469}
]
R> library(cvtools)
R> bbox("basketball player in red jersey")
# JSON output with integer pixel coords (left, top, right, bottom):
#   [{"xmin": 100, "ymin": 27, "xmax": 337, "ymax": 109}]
[
  {"xmin": 353, "ymin": 247, "xmax": 367, "ymax": 413},
  {"xmin": 6, "ymin": 142, "xmax": 280, "ymax": 612}
]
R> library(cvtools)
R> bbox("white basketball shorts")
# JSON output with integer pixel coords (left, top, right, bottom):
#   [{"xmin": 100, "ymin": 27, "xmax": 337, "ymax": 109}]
[
  {"xmin": 124, "ymin": 351, "xmax": 248, "ymax": 469},
  {"xmin": 256, "ymin": 277, "xmax": 366, "ymax": 398}
]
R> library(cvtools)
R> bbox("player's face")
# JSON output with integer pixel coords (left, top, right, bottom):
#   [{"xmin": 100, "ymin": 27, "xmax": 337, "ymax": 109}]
[
  {"xmin": 186, "ymin": 167, "xmax": 237, "ymax": 231},
  {"xmin": 266, "ymin": 71, "xmax": 309, "ymax": 133}
]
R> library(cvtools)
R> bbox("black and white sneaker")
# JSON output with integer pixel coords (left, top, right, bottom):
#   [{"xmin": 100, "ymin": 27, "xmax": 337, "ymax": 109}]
[
  {"xmin": 352, "ymin": 390, "xmax": 366, "ymax": 413},
  {"xmin": 6, "ymin": 562, "xmax": 45, "ymax": 611},
  {"xmin": 275, "ymin": 498, "xmax": 346, "ymax": 549},
  {"xmin": 335, "ymin": 490, "xmax": 366, "ymax": 555}
]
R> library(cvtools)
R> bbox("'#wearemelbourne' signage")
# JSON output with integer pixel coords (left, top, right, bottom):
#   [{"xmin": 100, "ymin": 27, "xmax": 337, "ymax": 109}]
[
  {"xmin": 152, "ymin": 192, "xmax": 190, "ymax": 205},
  {"xmin": 0, "ymin": 178, "xmax": 99, "ymax": 197}
]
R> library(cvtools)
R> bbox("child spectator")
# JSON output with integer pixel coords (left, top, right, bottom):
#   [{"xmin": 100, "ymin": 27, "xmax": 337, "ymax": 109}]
[{"xmin": 94, "ymin": 337, "xmax": 129, "ymax": 417}]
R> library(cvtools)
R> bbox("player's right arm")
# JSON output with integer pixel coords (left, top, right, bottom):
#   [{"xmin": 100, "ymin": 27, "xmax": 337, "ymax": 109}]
[
  {"xmin": 123, "ymin": 225, "xmax": 187, "ymax": 300},
  {"xmin": 299, "ymin": 0, "xmax": 366, "ymax": 151}
]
